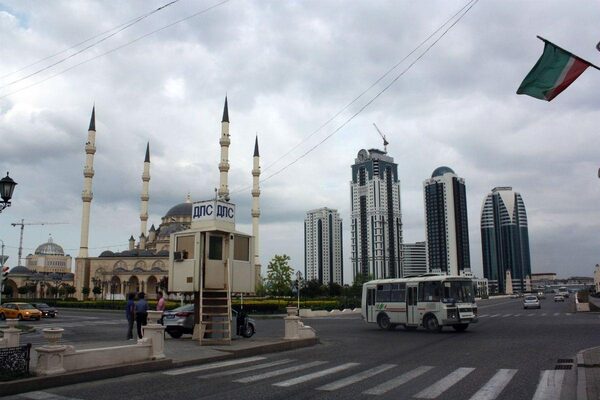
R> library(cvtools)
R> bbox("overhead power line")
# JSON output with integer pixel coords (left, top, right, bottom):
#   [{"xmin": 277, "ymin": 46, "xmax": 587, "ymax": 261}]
[
  {"xmin": 262, "ymin": 0, "xmax": 479, "ymax": 174},
  {"xmin": 256, "ymin": 0, "xmax": 481, "ymax": 188},
  {"xmin": 0, "ymin": 0, "xmax": 179, "ymax": 84},
  {"xmin": 0, "ymin": 0, "xmax": 231, "ymax": 100}
]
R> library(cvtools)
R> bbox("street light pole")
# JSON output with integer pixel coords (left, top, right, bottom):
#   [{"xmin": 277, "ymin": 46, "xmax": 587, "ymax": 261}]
[
  {"xmin": 296, "ymin": 270, "xmax": 302, "ymax": 313},
  {"xmin": 0, "ymin": 239, "xmax": 5, "ymax": 305}
]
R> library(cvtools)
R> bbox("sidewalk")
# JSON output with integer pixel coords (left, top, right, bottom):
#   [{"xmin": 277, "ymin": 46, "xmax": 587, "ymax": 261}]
[
  {"xmin": 577, "ymin": 346, "xmax": 600, "ymax": 400},
  {"xmin": 0, "ymin": 333, "xmax": 318, "ymax": 397}
]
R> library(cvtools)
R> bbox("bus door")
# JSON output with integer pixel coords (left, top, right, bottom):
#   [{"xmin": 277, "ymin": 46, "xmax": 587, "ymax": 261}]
[
  {"xmin": 406, "ymin": 284, "xmax": 418, "ymax": 325},
  {"xmin": 367, "ymin": 287, "xmax": 376, "ymax": 322}
]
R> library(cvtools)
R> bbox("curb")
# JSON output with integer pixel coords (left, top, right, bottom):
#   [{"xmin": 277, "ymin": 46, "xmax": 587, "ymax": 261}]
[{"xmin": 0, "ymin": 338, "xmax": 319, "ymax": 395}]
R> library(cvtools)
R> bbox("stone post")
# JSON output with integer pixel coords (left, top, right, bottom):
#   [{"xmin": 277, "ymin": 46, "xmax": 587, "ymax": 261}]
[
  {"xmin": 142, "ymin": 311, "xmax": 165, "ymax": 359},
  {"xmin": 0, "ymin": 319, "xmax": 20, "ymax": 347},
  {"xmin": 284, "ymin": 306, "xmax": 300, "ymax": 340},
  {"xmin": 35, "ymin": 328, "xmax": 67, "ymax": 376}
]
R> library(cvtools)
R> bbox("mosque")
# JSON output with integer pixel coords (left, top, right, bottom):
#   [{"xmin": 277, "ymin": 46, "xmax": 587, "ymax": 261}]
[{"xmin": 67, "ymin": 97, "xmax": 261, "ymax": 301}]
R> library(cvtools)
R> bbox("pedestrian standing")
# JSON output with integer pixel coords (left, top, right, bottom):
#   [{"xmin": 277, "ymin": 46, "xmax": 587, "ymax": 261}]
[
  {"xmin": 135, "ymin": 292, "xmax": 148, "ymax": 339},
  {"xmin": 126, "ymin": 293, "xmax": 135, "ymax": 340},
  {"xmin": 156, "ymin": 291, "xmax": 165, "ymax": 325}
]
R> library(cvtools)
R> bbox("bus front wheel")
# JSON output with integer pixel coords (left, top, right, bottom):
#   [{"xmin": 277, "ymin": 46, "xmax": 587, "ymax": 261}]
[
  {"xmin": 424, "ymin": 315, "xmax": 442, "ymax": 333},
  {"xmin": 377, "ymin": 313, "xmax": 394, "ymax": 330}
]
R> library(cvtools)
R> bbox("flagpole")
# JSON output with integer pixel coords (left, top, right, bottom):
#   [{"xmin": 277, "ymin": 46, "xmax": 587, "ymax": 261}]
[{"xmin": 537, "ymin": 36, "xmax": 600, "ymax": 71}]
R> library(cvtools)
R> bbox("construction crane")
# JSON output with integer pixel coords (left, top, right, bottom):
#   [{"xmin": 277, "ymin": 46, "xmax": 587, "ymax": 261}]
[
  {"xmin": 11, "ymin": 219, "xmax": 68, "ymax": 267},
  {"xmin": 373, "ymin": 123, "xmax": 390, "ymax": 153}
]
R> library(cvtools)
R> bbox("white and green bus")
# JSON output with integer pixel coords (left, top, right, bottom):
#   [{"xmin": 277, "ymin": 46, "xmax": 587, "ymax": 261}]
[{"xmin": 362, "ymin": 274, "xmax": 478, "ymax": 332}]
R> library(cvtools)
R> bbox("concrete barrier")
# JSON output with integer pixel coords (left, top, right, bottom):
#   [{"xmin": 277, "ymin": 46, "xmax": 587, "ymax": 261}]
[{"xmin": 299, "ymin": 308, "xmax": 361, "ymax": 317}]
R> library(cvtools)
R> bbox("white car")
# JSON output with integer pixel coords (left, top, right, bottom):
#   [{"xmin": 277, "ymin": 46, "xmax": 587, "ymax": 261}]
[
  {"xmin": 554, "ymin": 294, "xmax": 565, "ymax": 302},
  {"xmin": 523, "ymin": 295, "xmax": 541, "ymax": 309}
]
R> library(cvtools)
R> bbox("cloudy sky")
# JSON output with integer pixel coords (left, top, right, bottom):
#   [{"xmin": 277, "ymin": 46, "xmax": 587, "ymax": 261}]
[{"xmin": 0, "ymin": 0, "xmax": 599, "ymax": 283}]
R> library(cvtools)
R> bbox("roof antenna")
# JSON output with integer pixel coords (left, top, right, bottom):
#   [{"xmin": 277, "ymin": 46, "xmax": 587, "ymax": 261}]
[{"xmin": 372, "ymin": 123, "xmax": 389, "ymax": 153}]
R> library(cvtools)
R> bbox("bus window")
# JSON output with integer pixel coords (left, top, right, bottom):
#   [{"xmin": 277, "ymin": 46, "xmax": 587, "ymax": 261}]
[
  {"xmin": 391, "ymin": 283, "xmax": 406, "ymax": 302},
  {"xmin": 367, "ymin": 288, "xmax": 376, "ymax": 306},
  {"xmin": 376, "ymin": 284, "xmax": 391, "ymax": 302},
  {"xmin": 419, "ymin": 281, "xmax": 441, "ymax": 302}
]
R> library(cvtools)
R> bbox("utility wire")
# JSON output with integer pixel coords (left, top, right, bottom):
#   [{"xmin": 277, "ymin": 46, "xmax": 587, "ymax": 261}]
[
  {"xmin": 0, "ymin": 0, "xmax": 230, "ymax": 100},
  {"xmin": 262, "ymin": 0, "xmax": 478, "ymax": 174},
  {"xmin": 0, "ymin": 1, "xmax": 179, "ymax": 82},
  {"xmin": 232, "ymin": 0, "xmax": 479, "ymax": 194}
]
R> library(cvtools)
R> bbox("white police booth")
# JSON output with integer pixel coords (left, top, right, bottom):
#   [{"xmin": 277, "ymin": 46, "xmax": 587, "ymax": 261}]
[{"xmin": 168, "ymin": 199, "xmax": 255, "ymax": 344}]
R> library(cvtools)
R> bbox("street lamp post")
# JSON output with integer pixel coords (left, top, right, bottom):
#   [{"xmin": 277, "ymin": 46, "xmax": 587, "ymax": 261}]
[
  {"xmin": 296, "ymin": 270, "xmax": 302, "ymax": 313},
  {"xmin": 0, "ymin": 172, "xmax": 17, "ymax": 213}
]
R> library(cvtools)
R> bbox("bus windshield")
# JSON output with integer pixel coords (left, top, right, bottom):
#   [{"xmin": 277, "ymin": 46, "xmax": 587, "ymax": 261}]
[{"xmin": 442, "ymin": 281, "xmax": 474, "ymax": 304}]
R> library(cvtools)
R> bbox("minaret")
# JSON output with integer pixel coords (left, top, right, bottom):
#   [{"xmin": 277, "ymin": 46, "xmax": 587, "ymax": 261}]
[
  {"xmin": 251, "ymin": 136, "xmax": 261, "ymax": 273},
  {"xmin": 217, "ymin": 97, "xmax": 230, "ymax": 201},
  {"xmin": 140, "ymin": 142, "xmax": 150, "ymax": 239},
  {"xmin": 78, "ymin": 106, "xmax": 96, "ymax": 258}
]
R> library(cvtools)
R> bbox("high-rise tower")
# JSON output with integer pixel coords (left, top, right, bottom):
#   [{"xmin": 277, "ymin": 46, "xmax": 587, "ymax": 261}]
[
  {"xmin": 251, "ymin": 136, "xmax": 261, "ymax": 275},
  {"xmin": 218, "ymin": 97, "xmax": 230, "ymax": 201},
  {"xmin": 350, "ymin": 148, "xmax": 403, "ymax": 280},
  {"xmin": 481, "ymin": 187, "xmax": 531, "ymax": 294},
  {"xmin": 305, "ymin": 208, "xmax": 343, "ymax": 285},
  {"xmin": 140, "ymin": 142, "xmax": 150, "ymax": 242},
  {"xmin": 423, "ymin": 166, "xmax": 471, "ymax": 276},
  {"xmin": 78, "ymin": 106, "xmax": 96, "ymax": 258}
]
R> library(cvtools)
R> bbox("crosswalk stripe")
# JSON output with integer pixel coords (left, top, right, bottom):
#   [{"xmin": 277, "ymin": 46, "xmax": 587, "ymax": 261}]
[
  {"xmin": 163, "ymin": 356, "xmax": 266, "ymax": 376},
  {"xmin": 553, "ymin": 313, "xmax": 560, "ymax": 316},
  {"xmin": 532, "ymin": 370, "xmax": 565, "ymax": 400},
  {"xmin": 467, "ymin": 369, "xmax": 517, "ymax": 400},
  {"xmin": 513, "ymin": 314, "xmax": 521, "ymax": 317},
  {"xmin": 20, "ymin": 391, "xmax": 84, "ymax": 400},
  {"xmin": 566, "ymin": 313, "xmax": 572, "ymax": 316},
  {"xmin": 363, "ymin": 366, "xmax": 434, "ymax": 395},
  {"xmin": 479, "ymin": 314, "xmax": 489, "ymax": 318},
  {"xmin": 273, "ymin": 362, "xmax": 359, "ymax": 387},
  {"xmin": 317, "ymin": 364, "xmax": 396, "ymax": 391},
  {"xmin": 541, "ymin": 313, "xmax": 547, "ymax": 316},
  {"xmin": 199, "ymin": 359, "xmax": 294, "ymax": 379},
  {"xmin": 528, "ymin": 314, "xmax": 535, "ymax": 317},
  {"xmin": 414, "ymin": 367, "xmax": 475, "ymax": 399},
  {"xmin": 502, "ymin": 314, "xmax": 512, "ymax": 318},
  {"xmin": 490, "ymin": 314, "xmax": 501, "ymax": 317},
  {"xmin": 234, "ymin": 361, "xmax": 328, "ymax": 383}
]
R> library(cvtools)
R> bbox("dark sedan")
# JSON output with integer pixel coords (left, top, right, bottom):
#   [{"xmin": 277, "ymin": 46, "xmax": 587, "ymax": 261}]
[{"xmin": 32, "ymin": 303, "xmax": 57, "ymax": 318}]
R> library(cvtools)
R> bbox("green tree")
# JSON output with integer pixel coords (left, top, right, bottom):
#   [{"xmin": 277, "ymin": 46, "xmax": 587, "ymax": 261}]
[
  {"xmin": 266, "ymin": 254, "xmax": 294, "ymax": 296},
  {"xmin": 63, "ymin": 284, "xmax": 76, "ymax": 296},
  {"xmin": 82, "ymin": 286, "xmax": 90, "ymax": 298},
  {"xmin": 328, "ymin": 282, "xmax": 342, "ymax": 297},
  {"xmin": 254, "ymin": 277, "xmax": 267, "ymax": 297},
  {"xmin": 349, "ymin": 273, "xmax": 372, "ymax": 298},
  {"xmin": 92, "ymin": 286, "xmax": 102, "ymax": 299},
  {"xmin": 17, "ymin": 286, "xmax": 28, "ymax": 296}
]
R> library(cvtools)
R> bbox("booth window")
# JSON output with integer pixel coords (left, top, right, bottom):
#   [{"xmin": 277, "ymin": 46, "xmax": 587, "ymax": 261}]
[
  {"xmin": 176, "ymin": 235, "xmax": 195, "ymax": 259},
  {"xmin": 208, "ymin": 236, "xmax": 223, "ymax": 260},
  {"xmin": 234, "ymin": 236, "xmax": 250, "ymax": 261}
]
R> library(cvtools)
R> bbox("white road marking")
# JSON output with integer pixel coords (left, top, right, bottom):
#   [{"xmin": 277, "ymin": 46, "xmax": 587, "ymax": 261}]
[
  {"xmin": 20, "ymin": 392, "xmax": 84, "ymax": 400},
  {"xmin": 541, "ymin": 313, "xmax": 547, "ymax": 316},
  {"xmin": 513, "ymin": 314, "xmax": 521, "ymax": 317},
  {"xmin": 502, "ymin": 314, "xmax": 512, "ymax": 318},
  {"xmin": 490, "ymin": 314, "xmax": 501, "ymax": 317},
  {"xmin": 163, "ymin": 356, "xmax": 266, "ymax": 375},
  {"xmin": 528, "ymin": 313, "xmax": 535, "ymax": 317},
  {"xmin": 317, "ymin": 364, "xmax": 395, "ymax": 391},
  {"xmin": 467, "ymin": 369, "xmax": 517, "ymax": 400},
  {"xmin": 479, "ymin": 314, "xmax": 489, "ymax": 318},
  {"xmin": 199, "ymin": 359, "xmax": 294, "ymax": 379},
  {"xmin": 363, "ymin": 366, "xmax": 434, "ymax": 395},
  {"xmin": 414, "ymin": 367, "xmax": 475, "ymax": 398},
  {"xmin": 553, "ymin": 313, "xmax": 560, "ymax": 316},
  {"xmin": 273, "ymin": 362, "xmax": 359, "ymax": 387},
  {"xmin": 532, "ymin": 370, "xmax": 565, "ymax": 400},
  {"xmin": 566, "ymin": 313, "xmax": 572, "ymax": 316},
  {"xmin": 234, "ymin": 361, "xmax": 328, "ymax": 383}
]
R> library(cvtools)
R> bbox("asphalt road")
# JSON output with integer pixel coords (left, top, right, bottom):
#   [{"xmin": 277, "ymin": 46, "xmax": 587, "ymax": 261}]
[{"xmin": 6, "ymin": 296, "xmax": 600, "ymax": 400}]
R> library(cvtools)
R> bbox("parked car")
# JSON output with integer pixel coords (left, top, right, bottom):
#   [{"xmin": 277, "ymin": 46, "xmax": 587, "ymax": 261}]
[
  {"xmin": 523, "ymin": 295, "xmax": 541, "ymax": 309},
  {"xmin": 554, "ymin": 294, "xmax": 565, "ymax": 302},
  {"xmin": 0, "ymin": 302, "xmax": 42, "ymax": 320},
  {"xmin": 32, "ymin": 303, "xmax": 58, "ymax": 318},
  {"xmin": 163, "ymin": 305, "xmax": 255, "ymax": 339}
]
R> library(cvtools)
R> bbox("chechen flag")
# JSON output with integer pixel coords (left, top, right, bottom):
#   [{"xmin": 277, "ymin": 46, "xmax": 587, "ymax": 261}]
[{"xmin": 517, "ymin": 36, "xmax": 598, "ymax": 101}]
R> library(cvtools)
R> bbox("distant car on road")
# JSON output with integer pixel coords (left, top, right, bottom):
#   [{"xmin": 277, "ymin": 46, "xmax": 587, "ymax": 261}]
[
  {"xmin": 554, "ymin": 294, "xmax": 565, "ymax": 302},
  {"xmin": 523, "ymin": 295, "xmax": 541, "ymax": 309},
  {"xmin": 0, "ymin": 302, "xmax": 42, "ymax": 320},
  {"xmin": 537, "ymin": 292, "xmax": 546, "ymax": 299},
  {"xmin": 32, "ymin": 303, "xmax": 57, "ymax": 318}
]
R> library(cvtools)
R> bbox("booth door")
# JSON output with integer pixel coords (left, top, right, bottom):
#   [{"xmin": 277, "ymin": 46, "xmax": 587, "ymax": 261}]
[{"xmin": 204, "ymin": 233, "xmax": 226, "ymax": 289}]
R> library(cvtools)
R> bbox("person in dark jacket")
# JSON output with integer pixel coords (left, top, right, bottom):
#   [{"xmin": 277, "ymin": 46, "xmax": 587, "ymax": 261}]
[
  {"xmin": 135, "ymin": 292, "xmax": 149, "ymax": 339},
  {"xmin": 126, "ymin": 293, "xmax": 135, "ymax": 340}
]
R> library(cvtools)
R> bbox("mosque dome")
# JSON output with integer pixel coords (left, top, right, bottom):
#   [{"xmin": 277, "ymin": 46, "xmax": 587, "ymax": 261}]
[
  {"xmin": 35, "ymin": 237, "xmax": 65, "ymax": 256},
  {"xmin": 431, "ymin": 166, "xmax": 455, "ymax": 178},
  {"xmin": 10, "ymin": 265, "xmax": 32, "ymax": 275},
  {"xmin": 99, "ymin": 250, "xmax": 115, "ymax": 257},
  {"xmin": 165, "ymin": 202, "xmax": 193, "ymax": 218}
]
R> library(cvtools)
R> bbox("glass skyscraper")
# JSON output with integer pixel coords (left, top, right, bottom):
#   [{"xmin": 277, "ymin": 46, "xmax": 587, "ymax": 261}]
[
  {"xmin": 423, "ymin": 166, "xmax": 471, "ymax": 276},
  {"xmin": 481, "ymin": 187, "xmax": 531, "ymax": 294},
  {"xmin": 304, "ymin": 208, "xmax": 343, "ymax": 285},
  {"xmin": 350, "ymin": 149, "xmax": 403, "ymax": 279}
]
